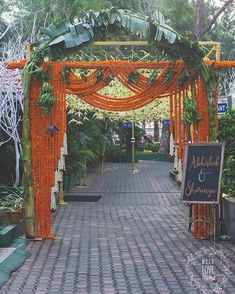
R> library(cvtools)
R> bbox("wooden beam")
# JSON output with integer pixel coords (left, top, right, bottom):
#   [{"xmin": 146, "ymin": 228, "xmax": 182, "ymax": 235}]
[
  {"xmin": 92, "ymin": 41, "xmax": 149, "ymax": 46},
  {"xmin": 199, "ymin": 41, "xmax": 221, "ymax": 62},
  {"xmin": 199, "ymin": 41, "xmax": 220, "ymax": 46},
  {"xmin": 92, "ymin": 40, "xmax": 220, "ymax": 47}
]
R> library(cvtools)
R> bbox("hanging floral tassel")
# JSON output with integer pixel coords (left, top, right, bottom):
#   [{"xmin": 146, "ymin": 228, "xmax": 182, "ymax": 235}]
[
  {"xmin": 51, "ymin": 186, "xmax": 57, "ymax": 211},
  {"xmin": 57, "ymin": 169, "xmax": 63, "ymax": 183},
  {"xmin": 169, "ymin": 133, "xmax": 174, "ymax": 158},
  {"xmin": 58, "ymin": 155, "xmax": 65, "ymax": 171},
  {"xmin": 63, "ymin": 132, "xmax": 68, "ymax": 156},
  {"xmin": 177, "ymin": 158, "xmax": 183, "ymax": 183},
  {"xmin": 174, "ymin": 146, "xmax": 178, "ymax": 173},
  {"xmin": 54, "ymin": 170, "xmax": 60, "ymax": 193}
]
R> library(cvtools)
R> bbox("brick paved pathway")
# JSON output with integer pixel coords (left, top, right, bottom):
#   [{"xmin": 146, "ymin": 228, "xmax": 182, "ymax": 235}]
[{"xmin": 1, "ymin": 161, "xmax": 235, "ymax": 294}]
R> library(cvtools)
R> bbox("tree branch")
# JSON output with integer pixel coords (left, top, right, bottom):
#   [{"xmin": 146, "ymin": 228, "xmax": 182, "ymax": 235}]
[
  {"xmin": 196, "ymin": 0, "xmax": 234, "ymax": 39},
  {"xmin": 0, "ymin": 23, "xmax": 11, "ymax": 41}
]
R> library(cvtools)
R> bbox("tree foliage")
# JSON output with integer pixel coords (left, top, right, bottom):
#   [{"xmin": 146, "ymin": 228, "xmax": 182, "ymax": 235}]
[
  {"xmin": 4, "ymin": 0, "xmax": 109, "ymax": 36},
  {"xmin": 218, "ymin": 110, "xmax": 235, "ymax": 196}
]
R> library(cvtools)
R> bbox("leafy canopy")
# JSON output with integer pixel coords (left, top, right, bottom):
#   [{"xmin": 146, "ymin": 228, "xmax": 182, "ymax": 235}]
[{"xmin": 34, "ymin": 7, "xmax": 205, "ymax": 68}]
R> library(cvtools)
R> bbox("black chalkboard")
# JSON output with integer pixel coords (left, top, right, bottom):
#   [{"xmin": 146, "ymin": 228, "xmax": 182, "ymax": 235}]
[{"xmin": 181, "ymin": 143, "xmax": 224, "ymax": 204}]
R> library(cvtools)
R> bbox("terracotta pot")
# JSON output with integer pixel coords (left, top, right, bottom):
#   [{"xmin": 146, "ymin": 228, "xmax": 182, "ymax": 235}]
[{"xmin": 8, "ymin": 209, "xmax": 24, "ymax": 224}]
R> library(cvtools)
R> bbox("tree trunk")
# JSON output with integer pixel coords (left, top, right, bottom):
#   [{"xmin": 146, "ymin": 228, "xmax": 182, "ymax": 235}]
[
  {"xmin": 142, "ymin": 120, "xmax": 146, "ymax": 130},
  {"xmin": 194, "ymin": 0, "xmax": 234, "ymax": 39},
  {"xmin": 22, "ymin": 65, "xmax": 35, "ymax": 238},
  {"xmin": 153, "ymin": 121, "xmax": 159, "ymax": 142},
  {"xmin": 194, "ymin": 0, "xmax": 206, "ymax": 39},
  {"xmin": 158, "ymin": 124, "xmax": 170, "ymax": 154}
]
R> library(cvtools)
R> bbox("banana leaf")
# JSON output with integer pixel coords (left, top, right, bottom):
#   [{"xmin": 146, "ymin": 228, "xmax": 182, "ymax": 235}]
[{"xmin": 35, "ymin": 8, "xmax": 183, "ymax": 60}]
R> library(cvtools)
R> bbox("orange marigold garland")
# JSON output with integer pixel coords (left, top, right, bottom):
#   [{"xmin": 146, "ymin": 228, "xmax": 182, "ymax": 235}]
[
  {"xmin": 169, "ymin": 93, "xmax": 174, "ymax": 158},
  {"xmin": 29, "ymin": 63, "xmax": 67, "ymax": 239},
  {"xmin": 5, "ymin": 58, "xmax": 233, "ymax": 239},
  {"xmin": 177, "ymin": 87, "xmax": 183, "ymax": 184},
  {"xmin": 65, "ymin": 61, "xmax": 185, "ymax": 111}
]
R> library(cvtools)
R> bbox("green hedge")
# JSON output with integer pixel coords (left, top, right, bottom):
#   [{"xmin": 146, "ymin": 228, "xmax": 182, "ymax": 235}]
[
  {"xmin": 136, "ymin": 152, "xmax": 173, "ymax": 162},
  {"xmin": 64, "ymin": 174, "xmax": 80, "ymax": 193}
]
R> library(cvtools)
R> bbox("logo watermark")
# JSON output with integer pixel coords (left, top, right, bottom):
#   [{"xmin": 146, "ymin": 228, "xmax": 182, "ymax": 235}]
[{"xmin": 186, "ymin": 247, "xmax": 231, "ymax": 293}]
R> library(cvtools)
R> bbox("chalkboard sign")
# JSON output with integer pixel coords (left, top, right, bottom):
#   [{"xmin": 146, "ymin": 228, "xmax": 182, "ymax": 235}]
[{"xmin": 181, "ymin": 143, "xmax": 224, "ymax": 204}]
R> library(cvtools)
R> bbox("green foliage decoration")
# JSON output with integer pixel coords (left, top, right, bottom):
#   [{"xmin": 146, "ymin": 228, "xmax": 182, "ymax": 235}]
[
  {"xmin": 183, "ymin": 97, "xmax": 202, "ymax": 125},
  {"xmin": 128, "ymin": 71, "xmax": 139, "ymax": 84},
  {"xmin": 38, "ymin": 82, "xmax": 56, "ymax": 113},
  {"xmin": 34, "ymin": 7, "xmax": 205, "ymax": 68},
  {"xmin": 148, "ymin": 70, "xmax": 159, "ymax": 85},
  {"xmin": 61, "ymin": 65, "xmax": 71, "ymax": 84},
  {"xmin": 163, "ymin": 65, "xmax": 175, "ymax": 84},
  {"xmin": 95, "ymin": 70, "xmax": 104, "ymax": 84},
  {"xmin": 30, "ymin": 66, "xmax": 52, "ymax": 84}
]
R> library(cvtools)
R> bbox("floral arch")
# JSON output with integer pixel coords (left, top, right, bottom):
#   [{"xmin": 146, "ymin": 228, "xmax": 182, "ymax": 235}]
[{"xmin": 5, "ymin": 8, "xmax": 235, "ymax": 239}]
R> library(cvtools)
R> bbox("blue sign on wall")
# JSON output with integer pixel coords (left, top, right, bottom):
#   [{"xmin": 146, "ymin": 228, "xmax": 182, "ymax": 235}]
[
  {"xmin": 122, "ymin": 122, "xmax": 132, "ymax": 128},
  {"xmin": 163, "ymin": 119, "xmax": 170, "ymax": 126},
  {"xmin": 218, "ymin": 103, "xmax": 227, "ymax": 114}
]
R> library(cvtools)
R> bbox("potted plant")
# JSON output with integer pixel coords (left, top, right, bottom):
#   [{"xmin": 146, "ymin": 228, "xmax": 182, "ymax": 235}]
[
  {"xmin": 0, "ymin": 186, "xmax": 24, "ymax": 224},
  {"xmin": 218, "ymin": 109, "xmax": 235, "ymax": 242}
]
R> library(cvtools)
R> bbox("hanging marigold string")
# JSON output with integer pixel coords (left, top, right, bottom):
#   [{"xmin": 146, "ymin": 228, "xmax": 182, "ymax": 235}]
[
  {"xmin": 169, "ymin": 94, "xmax": 173, "ymax": 134},
  {"xmin": 30, "ymin": 63, "xmax": 67, "ymax": 239},
  {"xmin": 4, "ymin": 58, "xmax": 235, "ymax": 239},
  {"xmin": 65, "ymin": 61, "xmax": 185, "ymax": 111},
  {"xmin": 169, "ymin": 93, "xmax": 174, "ymax": 157}
]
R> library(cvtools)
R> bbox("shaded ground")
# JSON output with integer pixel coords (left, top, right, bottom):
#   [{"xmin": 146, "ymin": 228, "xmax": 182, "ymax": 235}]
[{"xmin": 1, "ymin": 161, "xmax": 235, "ymax": 294}]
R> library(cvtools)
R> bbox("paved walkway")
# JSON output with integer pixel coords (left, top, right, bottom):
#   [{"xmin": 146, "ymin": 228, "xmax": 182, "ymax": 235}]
[{"xmin": 1, "ymin": 161, "xmax": 235, "ymax": 293}]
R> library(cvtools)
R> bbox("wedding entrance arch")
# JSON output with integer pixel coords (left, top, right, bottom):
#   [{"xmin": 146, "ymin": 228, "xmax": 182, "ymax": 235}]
[{"xmin": 5, "ymin": 8, "xmax": 235, "ymax": 239}]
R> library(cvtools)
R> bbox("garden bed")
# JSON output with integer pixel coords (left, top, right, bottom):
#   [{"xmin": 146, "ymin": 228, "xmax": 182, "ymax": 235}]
[
  {"xmin": 0, "ymin": 237, "xmax": 30, "ymax": 288},
  {"xmin": 0, "ymin": 219, "xmax": 25, "ymax": 247}
]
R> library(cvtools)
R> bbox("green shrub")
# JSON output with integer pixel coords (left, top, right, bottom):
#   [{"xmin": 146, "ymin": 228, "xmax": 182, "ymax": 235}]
[
  {"xmin": 144, "ymin": 142, "xmax": 160, "ymax": 152},
  {"xmin": 222, "ymin": 155, "xmax": 235, "ymax": 196},
  {"xmin": 107, "ymin": 143, "xmax": 126, "ymax": 162},
  {"xmin": 218, "ymin": 109, "xmax": 235, "ymax": 196}
]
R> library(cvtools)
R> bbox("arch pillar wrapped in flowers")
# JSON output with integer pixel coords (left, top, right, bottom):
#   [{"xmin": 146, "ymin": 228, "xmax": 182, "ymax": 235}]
[{"xmin": 29, "ymin": 63, "xmax": 67, "ymax": 238}]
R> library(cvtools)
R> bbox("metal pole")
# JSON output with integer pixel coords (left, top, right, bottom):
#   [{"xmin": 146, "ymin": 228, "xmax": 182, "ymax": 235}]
[{"xmin": 131, "ymin": 121, "xmax": 135, "ymax": 173}]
